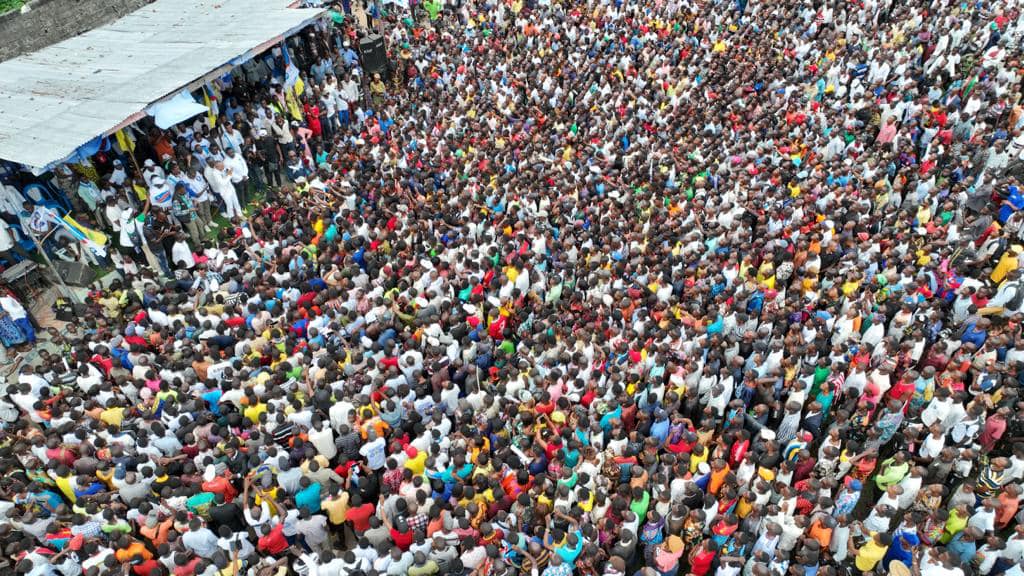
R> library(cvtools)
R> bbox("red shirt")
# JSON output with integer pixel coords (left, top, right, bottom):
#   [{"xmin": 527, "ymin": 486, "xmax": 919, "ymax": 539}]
[
  {"xmin": 297, "ymin": 291, "xmax": 317, "ymax": 309},
  {"xmin": 172, "ymin": 556, "xmax": 201, "ymax": 576},
  {"xmin": 201, "ymin": 476, "xmax": 238, "ymax": 503},
  {"xmin": 224, "ymin": 316, "xmax": 246, "ymax": 329},
  {"xmin": 390, "ymin": 527, "xmax": 414, "ymax": 551},
  {"xmin": 691, "ymin": 548, "xmax": 716, "ymax": 576},
  {"xmin": 257, "ymin": 524, "xmax": 289, "ymax": 556},
  {"xmin": 46, "ymin": 447, "xmax": 77, "ymax": 467},
  {"xmin": 346, "ymin": 503, "xmax": 375, "ymax": 532},
  {"xmin": 132, "ymin": 560, "xmax": 162, "ymax": 576}
]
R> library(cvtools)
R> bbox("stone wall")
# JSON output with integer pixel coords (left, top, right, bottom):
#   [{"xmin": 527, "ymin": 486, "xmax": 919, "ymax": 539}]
[{"xmin": 0, "ymin": 0, "xmax": 153, "ymax": 62}]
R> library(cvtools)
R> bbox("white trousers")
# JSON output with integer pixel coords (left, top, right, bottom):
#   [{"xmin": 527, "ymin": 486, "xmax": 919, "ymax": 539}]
[{"xmin": 221, "ymin": 190, "xmax": 243, "ymax": 219}]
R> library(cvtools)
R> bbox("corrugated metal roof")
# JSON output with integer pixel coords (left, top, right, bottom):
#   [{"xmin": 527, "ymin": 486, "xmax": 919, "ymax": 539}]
[{"xmin": 0, "ymin": 0, "xmax": 324, "ymax": 169}]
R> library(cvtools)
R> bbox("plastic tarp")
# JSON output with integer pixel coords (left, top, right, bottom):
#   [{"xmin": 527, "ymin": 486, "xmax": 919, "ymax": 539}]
[
  {"xmin": 148, "ymin": 91, "xmax": 210, "ymax": 130},
  {"xmin": 0, "ymin": 0, "xmax": 325, "ymax": 170}
]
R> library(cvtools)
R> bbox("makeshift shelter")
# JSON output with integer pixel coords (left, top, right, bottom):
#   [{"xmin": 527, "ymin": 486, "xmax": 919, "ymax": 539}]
[{"xmin": 0, "ymin": 0, "xmax": 326, "ymax": 171}]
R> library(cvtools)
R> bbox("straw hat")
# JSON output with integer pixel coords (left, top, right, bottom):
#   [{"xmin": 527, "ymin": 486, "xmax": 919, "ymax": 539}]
[{"xmin": 888, "ymin": 561, "xmax": 911, "ymax": 576}]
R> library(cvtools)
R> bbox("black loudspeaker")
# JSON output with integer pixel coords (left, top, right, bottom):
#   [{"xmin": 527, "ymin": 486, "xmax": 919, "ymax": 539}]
[
  {"xmin": 359, "ymin": 34, "xmax": 387, "ymax": 76},
  {"xmin": 54, "ymin": 301, "xmax": 88, "ymax": 322},
  {"xmin": 54, "ymin": 261, "xmax": 96, "ymax": 287}
]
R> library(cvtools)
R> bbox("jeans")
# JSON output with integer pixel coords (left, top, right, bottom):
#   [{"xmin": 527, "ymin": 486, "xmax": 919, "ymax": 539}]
[
  {"xmin": 339, "ymin": 109, "xmax": 350, "ymax": 126},
  {"xmin": 251, "ymin": 165, "xmax": 266, "ymax": 192},
  {"xmin": 233, "ymin": 179, "xmax": 249, "ymax": 206},
  {"xmin": 195, "ymin": 200, "xmax": 213, "ymax": 228},
  {"xmin": 151, "ymin": 245, "xmax": 171, "ymax": 277},
  {"xmin": 264, "ymin": 163, "xmax": 282, "ymax": 188},
  {"xmin": 321, "ymin": 114, "xmax": 335, "ymax": 140}
]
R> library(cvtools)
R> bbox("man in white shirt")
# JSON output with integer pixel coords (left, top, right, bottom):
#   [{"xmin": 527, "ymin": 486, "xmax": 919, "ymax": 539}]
[
  {"xmin": 141, "ymin": 159, "xmax": 165, "ymax": 186},
  {"xmin": 208, "ymin": 160, "xmax": 243, "ymax": 219},
  {"xmin": 223, "ymin": 147, "xmax": 250, "ymax": 207},
  {"xmin": 360, "ymin": 429, "xmax": 387, "ymax": 471},
  {"xmin": 0, "ymin": 218, "xmax": 30, "ymax": 265},
  {"xmin": 0, "ymin": 293, "xmax": 34, "ymax": 343}
]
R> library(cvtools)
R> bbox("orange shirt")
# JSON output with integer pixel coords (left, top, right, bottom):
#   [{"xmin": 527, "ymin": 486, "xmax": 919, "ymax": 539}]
[
  {"xmin": 709, "ymin": 466, "xmax": 730, "ymax": 495},
  {"xmin": 426, "ymin": 515, "xmax": 445, "ymax": 538},
  {"xmin": 998, "ymin": 493, "xmax": 1019, "ymax": 528},
  {"xmin": 201, "ymin": 476, "xmax": 238, "ymax": 503},
  {"xmin": 808, "ymin": 521, "xmax": 832, "ymax": 549},
  {"xmin": 359, "ymin": 417, "xmax": 389, "ymax": 440},
  {"xmin": 139, "ymin": 518, "xmax": 173, "ymax": 549},
  {"xmin": 115, "ymin": 542, "xmax": 153, "ymax": 564}
]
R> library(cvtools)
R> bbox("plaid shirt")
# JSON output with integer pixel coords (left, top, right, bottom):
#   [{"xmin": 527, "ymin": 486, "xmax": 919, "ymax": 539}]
[
  {"xmin": 382, "ymin": 468, "xmax": 403, "ymax": 494},
  {"xmin": 405, "ymin": 512, "xmax": 428, "ymax": 535},
  {"xmin": 71, "ymin": 520, "xmax": 102, "ymax": 539}
]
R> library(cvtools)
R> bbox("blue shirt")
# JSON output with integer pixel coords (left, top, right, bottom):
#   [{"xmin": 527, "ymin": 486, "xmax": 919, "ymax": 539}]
[
  {"xmin": 202, "ymin": 389, "xmax": 223, "ymax": 415},
  {"xmin": 883, "ymin": 530, "xmax": 919, "ymax": 567},
  {"xmin": 555, "ymin": 530, "xmax": 584, "ymax": 564},
  {"xmin": 961, "ymin": 323, "xmax": 987, "ymax": 348},
  {"xmin": 947, "ymin": 532, "xmax": 976, "ymax": 565},
  {"xmin": 295, "ymin": 483, "xmax": 322, "ymax": 514},
  {"xmin": 650, "ymin": 418, "xmax": 670, "ymax": 445},
  {"xmin": 599, "ymin": 406, "xmax": 622, "ymax": 433}
]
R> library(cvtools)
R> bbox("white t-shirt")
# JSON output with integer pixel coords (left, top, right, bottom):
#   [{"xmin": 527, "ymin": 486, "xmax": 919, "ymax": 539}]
[
  {"xmin": 308, "ymin": 426, "xmax": 337, "ymax": 460},
  {"xmin": 359, "ymin": 436, "xmax": 386, "ymax": 470},
  {"xmin": 0, "ymin": 295, "xmax": 27, "ymax": 320},
  {"xmin": 171, "ymin": 241, "xmax": 195, "ymax": 269}
]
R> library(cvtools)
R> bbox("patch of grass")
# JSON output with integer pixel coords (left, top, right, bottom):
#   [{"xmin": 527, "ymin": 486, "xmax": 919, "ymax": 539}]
[
  {"xmin": 203, "ymin": 188, "xmax": 270, "ymax": 241},
  {"xmin": 0, "ymin": 0, "xmax": 25, "ymax": 15}
]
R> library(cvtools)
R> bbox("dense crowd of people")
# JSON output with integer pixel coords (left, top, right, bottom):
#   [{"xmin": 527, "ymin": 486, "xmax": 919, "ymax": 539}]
[{"xmin": 3, "ymin": 0, "xmax": 1024, "ymax": 575}]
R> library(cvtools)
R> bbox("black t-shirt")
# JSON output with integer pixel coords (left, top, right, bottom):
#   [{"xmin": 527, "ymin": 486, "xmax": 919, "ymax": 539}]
[
  {"xmin": 151, "ymin": 474, "xmax": 182, "ymax": 495},
  {"xmin": 209, "ymin": 501, "xmax": 245, "ymax": 532}
]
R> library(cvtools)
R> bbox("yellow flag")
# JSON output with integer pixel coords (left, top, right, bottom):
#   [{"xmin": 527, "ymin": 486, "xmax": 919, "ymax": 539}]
[
  {"xmin": 115, "ymin": 129, "xmax": 135, "ymax": 153},
  {"xmin": 203, "ymin": 86, "xmax": 217, "ymax": 128},
  {"xmin": 63, "ymin": 215, "xmax": 107, "ymax": 246}
]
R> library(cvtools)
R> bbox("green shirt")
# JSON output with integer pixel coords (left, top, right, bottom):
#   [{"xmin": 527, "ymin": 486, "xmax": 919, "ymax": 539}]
[
  {"xmin": 629, "ymin": 490, "xmax": 651, "ymax": 521},
  {"xmin": 102, "ymin": 521, "xmax": 132, "ymax": 534},
  {"xmin": 874, "ymin": 458, "xmax": 909, "ymax": 490},
  {"xmin": 408, "ymin": 560, "xmax": 440, "ymax": 576},
  {"xmin": 186, "ymin": 491, "xmax": 215, "ymax": 518}
]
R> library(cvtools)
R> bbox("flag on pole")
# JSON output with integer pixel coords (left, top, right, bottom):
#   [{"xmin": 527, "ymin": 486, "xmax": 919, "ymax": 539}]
[
  {"xmin": 32, "ymin": 207, "xmax": 108, "ymax": 257},
  {"xmin": 59, "ymin": 214, "xmax": 108, "ymax": 257},
  {"xmin": 115, "ymin": 128, "xmax": 135, "ymax": 153},
  {"xmin": 203, "ymin": 83, "xmax": 218, "ymax": 127},
  {"xmin": 282, "ymin": 42, "xmax": 300, "ymax": 88}
]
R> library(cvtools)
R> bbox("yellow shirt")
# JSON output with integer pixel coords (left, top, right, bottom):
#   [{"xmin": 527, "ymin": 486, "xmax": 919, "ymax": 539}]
[
  {"xmin": 100, "ymin": 407, "xmax": 125, "ymax": 427},
  {"xmin": 505, "ymin": 266, "xmax": 520, "ymax": 284},
  {"xmin": 54, "ymin": 474, "xmax": 76, "ymax": 503},
  {"xmin": 992, "ymin": 249, "xmax": 1020, "ymax": 284},
  {"xmin": 855, "ymin": 534, "xmax": 889, "ymax": 572},
  {"xmin": 689, "ymin": 449, "xmax": 709, "ymax": 474},
  {"xmin": 405, "ymin": 452, "xmax": 428, "ymax": 476},
  {"xmin": 218, "ymin": 559, "xmax": 243, "ymax": 576},
  {"xmin": 322, "ymin": 493, "xmax": 350, "ymax": 525},
  {"xmin": 243, "ymin": 403, "xmax": 267, "ymax": 425},
  {"xmin": 254, "ymin": 486, "xmax": 278, "ymax": 508},
  {"xmin": 96, "ymin": 466, "xmax": 114, "ymax": 489}
]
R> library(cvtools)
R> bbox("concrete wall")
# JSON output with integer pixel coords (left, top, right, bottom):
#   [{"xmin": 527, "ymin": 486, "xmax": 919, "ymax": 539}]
[{"xmin": 0, "ymin": 0, "xmax": 153, "ymax": 62}]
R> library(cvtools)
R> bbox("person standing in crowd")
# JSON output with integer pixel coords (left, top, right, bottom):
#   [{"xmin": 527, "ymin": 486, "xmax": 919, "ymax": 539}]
[
  {"xmin": 257, "ymin": 127, "xmax": 283, "ymax": 190},
  {"xmin": 224, "ymin": 146, "xmax": 250, "ymax": 207},
  {"xmin": 208, "ymin": 159, "xmax": 242, "ymax": 219},
  {"xmin": 185, "ymin": 163, "xmax": 215, "ymax": 231}
]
